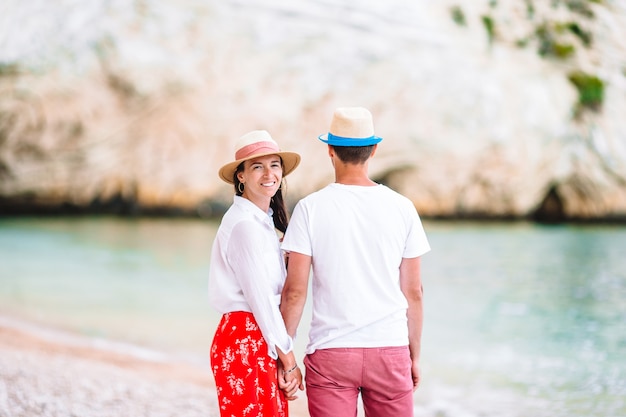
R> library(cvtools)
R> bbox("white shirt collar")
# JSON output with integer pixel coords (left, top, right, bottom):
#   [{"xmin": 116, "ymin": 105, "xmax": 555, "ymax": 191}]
[{"xmin": 233, "ymin": 195, "xmax": 274, "ymax": 225}]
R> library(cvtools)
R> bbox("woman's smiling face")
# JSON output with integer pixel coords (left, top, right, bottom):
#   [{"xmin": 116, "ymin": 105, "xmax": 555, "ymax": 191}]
[{"xmin": 237, "ymin": 154, "xmax": 283, "ymax": 209}]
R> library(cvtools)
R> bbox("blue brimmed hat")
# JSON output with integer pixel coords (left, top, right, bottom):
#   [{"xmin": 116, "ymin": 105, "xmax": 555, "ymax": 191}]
[{"xmin": 318, "ymin": 107, "xmax": 383, "ymax": 146}]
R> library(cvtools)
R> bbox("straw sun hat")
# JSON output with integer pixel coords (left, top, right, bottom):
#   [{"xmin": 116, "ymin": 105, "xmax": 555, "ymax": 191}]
[
  {"xmin": 218, "ymin": 130, "xmax": 301, "ymax": 184},
  {"xmin": 318, "ymin": 107, "xmax": 383, "ymax": 146}
]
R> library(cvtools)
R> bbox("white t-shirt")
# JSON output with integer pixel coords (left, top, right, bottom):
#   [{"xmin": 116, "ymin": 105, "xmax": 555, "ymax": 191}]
[
  {"xmin": 281, "ymin": 183, "xmax": 430, "ymax": 354},
  {"xmin": 208, "ymin": 195, "xmax": 293, "ymax": 359}
]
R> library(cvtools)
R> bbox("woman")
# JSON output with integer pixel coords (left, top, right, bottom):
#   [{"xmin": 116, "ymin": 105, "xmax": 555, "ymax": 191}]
[{"xmin": 209, "ymin": 130, "xmax": 304, "ymax": 417}]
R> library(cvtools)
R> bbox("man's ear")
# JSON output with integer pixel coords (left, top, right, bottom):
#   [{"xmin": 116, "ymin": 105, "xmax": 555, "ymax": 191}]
[{"xmin": 370, "ymin": 144, "xmax": 378, "ymax": 157}]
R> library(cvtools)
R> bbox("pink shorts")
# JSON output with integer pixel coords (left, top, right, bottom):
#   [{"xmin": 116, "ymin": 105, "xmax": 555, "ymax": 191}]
[{"xmin": 304, "ymin": 346, "xmax": 414, "ymax": 417}]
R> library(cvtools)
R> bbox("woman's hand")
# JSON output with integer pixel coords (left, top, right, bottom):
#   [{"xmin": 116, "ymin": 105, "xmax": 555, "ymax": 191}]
[{"xmin": 278, "ymin": 362, "xmax": 304, "ymax": 400}]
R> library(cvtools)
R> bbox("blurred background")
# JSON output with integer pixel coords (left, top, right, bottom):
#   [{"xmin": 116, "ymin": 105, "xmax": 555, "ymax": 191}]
[
  {"xmin": 1, "ymin": 0, "xmax": 625, "ymax": 220},
  {"xmin": 1, "ymin": 0, "xmax": 626, "ymax": 416}
]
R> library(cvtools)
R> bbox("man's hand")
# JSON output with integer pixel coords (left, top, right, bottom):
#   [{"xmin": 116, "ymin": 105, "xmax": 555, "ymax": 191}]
[
  {"xmin": 277, "ymin": 362, "xmax": 304, "ymax": 400},
  {"xmin": 411, "ymin": 360, "xmax": 420, "ymax": 391}
]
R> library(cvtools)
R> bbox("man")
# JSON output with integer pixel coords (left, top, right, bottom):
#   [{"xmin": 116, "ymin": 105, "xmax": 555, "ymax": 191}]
[{"xmin": 280, "ymin": 107, "xmax": 430, "ymax": 417}]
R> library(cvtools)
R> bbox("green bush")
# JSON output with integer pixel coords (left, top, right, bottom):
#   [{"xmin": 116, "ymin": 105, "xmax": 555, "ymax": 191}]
[
  {"xmin": 565, "ymin": 22, "xmax": 593, "ymax": 46},
  {"xmin": 482, "ymin": 15, "xmax": 495, "ymax": 44},
  {"xmin": 553, "ymin": 43, "xmax": 576, "ymax": 58},
  {"xmin": 535, "ymin": 22, "xmax": 577, "ymax": 59},
  {"xmin": 525, "ymin": 0, "xmax": 535, "ymax": 18},
  {"xmin": 568, "ymin": 71, "xmax": 604, "ymax": 112},
  {"xmin": 450, "ymin": 6, "xmax": 466, "ymax": 26},
  {"xmin": 564, "ymin": 0, "xmax": 595, "ymax": 18}
]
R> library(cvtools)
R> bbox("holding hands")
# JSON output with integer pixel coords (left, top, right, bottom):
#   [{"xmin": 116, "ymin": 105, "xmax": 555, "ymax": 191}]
[{"xmin": 278, "ymin": 361, "xmax": 304, "ymax": 400}]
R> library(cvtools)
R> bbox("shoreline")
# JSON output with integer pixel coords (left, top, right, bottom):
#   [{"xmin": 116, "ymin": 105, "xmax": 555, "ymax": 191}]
[
  {"xmin": 0, "ymin": 315, "xmax": 309, "ymax": 417},
  {"xmin": 2, "ymin": 206, "xmax": 626, "ymax": 225}
]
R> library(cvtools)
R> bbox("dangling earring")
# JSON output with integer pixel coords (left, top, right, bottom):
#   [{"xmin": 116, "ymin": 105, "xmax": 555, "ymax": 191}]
[
  {"xmin": 278, "ymin": 179, "xmax": 284, "ymax": 191},
  {"xmin": 238, "ymin": 182, "xmax": 244, "ymax": 193}
]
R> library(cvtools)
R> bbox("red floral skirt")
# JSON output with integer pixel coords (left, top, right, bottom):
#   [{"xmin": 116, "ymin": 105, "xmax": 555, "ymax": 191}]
[{"xmin": 210, "ymin": 311, "xmax": 288, "ymax": 417}]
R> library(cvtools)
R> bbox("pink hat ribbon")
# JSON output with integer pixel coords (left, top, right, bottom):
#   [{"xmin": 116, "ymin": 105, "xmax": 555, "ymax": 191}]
[{"xmin": 235, "ymin": 141, "xmax": 280, "ymax": 160}]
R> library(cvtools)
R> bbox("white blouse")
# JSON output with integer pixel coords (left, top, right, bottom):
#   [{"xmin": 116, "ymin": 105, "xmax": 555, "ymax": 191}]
[{"xmin": 208, "ymin": 195, "xmax": 293, "ymax": 359}]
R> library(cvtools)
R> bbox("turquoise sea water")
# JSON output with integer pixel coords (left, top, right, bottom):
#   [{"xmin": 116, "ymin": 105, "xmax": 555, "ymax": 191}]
[{"xmin": 1, "ymin": 217, "xmax": 625, "ymax": 417}]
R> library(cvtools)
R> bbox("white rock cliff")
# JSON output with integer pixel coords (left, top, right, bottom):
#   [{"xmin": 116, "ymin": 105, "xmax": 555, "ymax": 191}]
[{"xmin": 0, "ymin": 0, "xmax": 625, "ymax": 220}]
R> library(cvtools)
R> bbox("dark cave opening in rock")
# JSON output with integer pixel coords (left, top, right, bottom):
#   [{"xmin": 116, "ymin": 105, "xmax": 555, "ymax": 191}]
[{"xmin": 532, "ymin": 184, "xmax": 565, "ymax": 223}]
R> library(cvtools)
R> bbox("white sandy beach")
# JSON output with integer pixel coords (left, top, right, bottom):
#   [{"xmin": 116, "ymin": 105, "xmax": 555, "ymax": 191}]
[{"xmin": 0, "ymin": 316, "xmax": 310, "ymax": 417}]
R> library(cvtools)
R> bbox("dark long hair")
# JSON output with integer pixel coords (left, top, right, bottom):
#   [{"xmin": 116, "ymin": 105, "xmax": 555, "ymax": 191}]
[{"xmin": 233, "ymin": 160, "xmax": 290, "ymax": 234}]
